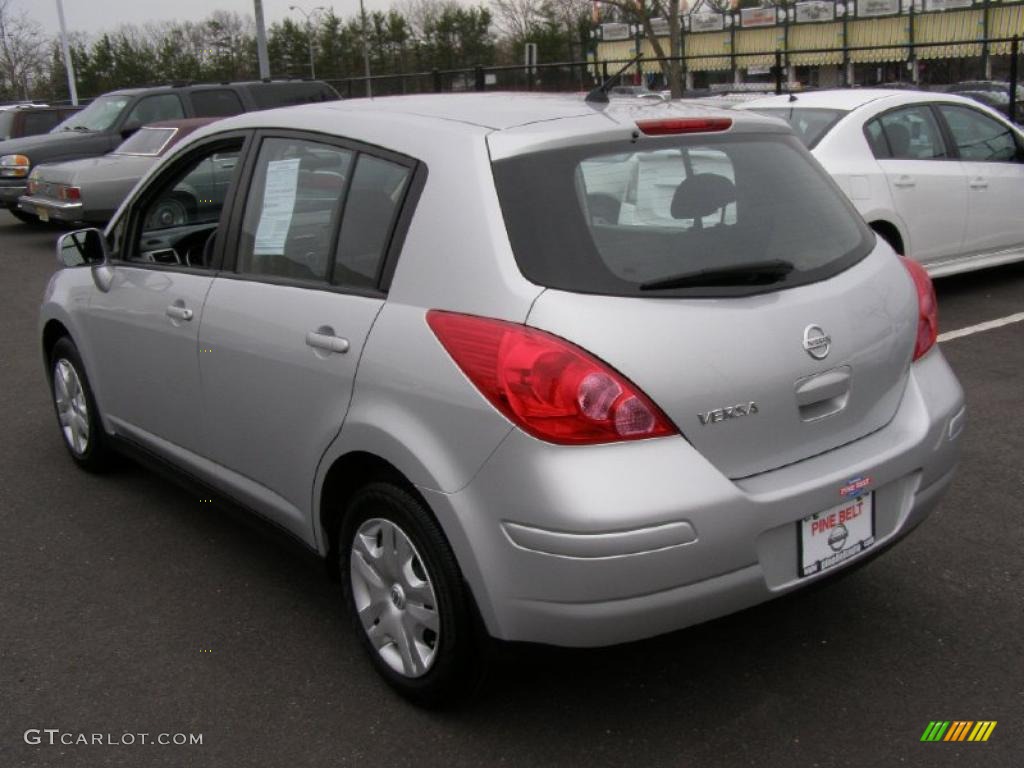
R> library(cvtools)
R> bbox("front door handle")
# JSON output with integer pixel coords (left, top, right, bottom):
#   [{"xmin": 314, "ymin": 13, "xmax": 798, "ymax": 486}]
[
  {"xmin": 306, "ymin": 329, "xmax": 350, "ymax": 354},
  {"xmin": 892, "ymin": 175, "xmax": 915, "ymax": 188},
  {"xmin": 166, "ymin": 304, "xmax": 193, "ymax": 322},
  {"xmin": 969, "ymin": 177, "xmax": 989, "ymax": 189}
]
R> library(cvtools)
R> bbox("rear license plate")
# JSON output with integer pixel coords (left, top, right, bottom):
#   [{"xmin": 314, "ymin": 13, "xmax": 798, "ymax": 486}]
[
  {"xmin": 36, "ymin": 206, "xmax": 49, "ymax": 222},
  {"xmin": 799, "ymin": 494, "xmax": 874, "ymax": 577}
]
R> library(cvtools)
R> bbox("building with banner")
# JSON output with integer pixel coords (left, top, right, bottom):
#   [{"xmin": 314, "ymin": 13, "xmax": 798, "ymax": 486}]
[{"xmin": 592, "ymin": 1, "xmax": 1024, "ymax": 89}]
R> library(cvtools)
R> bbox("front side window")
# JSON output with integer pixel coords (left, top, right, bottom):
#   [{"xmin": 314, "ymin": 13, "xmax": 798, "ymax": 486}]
[
  {"xmin": 54, "ymin": 95, "xmax": 130, "ymax": 133},
  {"xmin": 937, "ymin": 104, "xmax": 1019, "ymax": 162},
  {"xmin": 872, "ymin": 106, "xmax": 948, "ymax": 160},
  {"xmin": 236, "ymin": 137, "xmax": 353, "ymax": 283},
  {"xmin": 492, "ymin": 133, "xmax": 872, "ymax": 297},
  {"xmin": 126, "ymin": 140, "xmax": 244, "ymax": 268},
  {"xmin": 124, "ymin": 95, "xmax": 185, "ymax": 128}
]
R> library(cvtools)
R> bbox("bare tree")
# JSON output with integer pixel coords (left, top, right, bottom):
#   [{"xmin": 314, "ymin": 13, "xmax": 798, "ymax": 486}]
[
  {"xmin": 598, "ymin": 0, "xmax": 684, "ymax": 98},
  {"xmin": 0, "ymin": 0, "xmax": 48, "ymax": 100}
]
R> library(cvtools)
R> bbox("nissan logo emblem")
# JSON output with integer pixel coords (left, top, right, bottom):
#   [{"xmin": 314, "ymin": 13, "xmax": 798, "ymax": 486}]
[{"xmin": 802, "ymin": 324, "xmax": 831, "ymax": 360}]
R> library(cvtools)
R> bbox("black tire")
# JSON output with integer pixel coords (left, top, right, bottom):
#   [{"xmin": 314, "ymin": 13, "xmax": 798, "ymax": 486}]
[
  {"xmin": 8, "ymin": 207, "xmax": 43, "ymax": 225},
  {"xmin": 48, "ymin": 337, "xmax": 113, "ymax": 472},
  {"xmin": 339, "ymin": 482, "xmax": 485, "ymax": 707}
]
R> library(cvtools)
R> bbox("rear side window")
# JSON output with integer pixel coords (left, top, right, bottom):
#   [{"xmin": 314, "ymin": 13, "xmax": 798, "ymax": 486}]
[
  {"xmin": 492, "ymin": 134, "xmax": 872, "ymax": 298},
  {"xmin": 334, "ymin": 155, "xmax": 410, "ymax": 289},
  {"xmin": 748, "ymin": 107, "xmax": 846, "ymax": 148},
  {"xmin": 874, "ymin": 105, "xmax": 947, "ymax": 160},
  {"xmin": 21, "ymin": 111, "xmax": 61, "ymax": 136},
  {"xmin": 937, "ymin": 104, "xmax": 1019, "ymax": 162},
  {"xmin": 0, "ymin": 112, "xmax": 14, "ymax": 139},
  {"xmin": 190, "ymin": 89, "xmax": 245, "ymax": 117},
  {"xmin": 864, "ymin": 120, "xmax": 890, "ymax": 158}
]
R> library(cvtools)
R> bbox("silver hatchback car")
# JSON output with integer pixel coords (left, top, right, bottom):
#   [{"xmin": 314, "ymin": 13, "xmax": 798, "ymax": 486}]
[{"xmin": 41, "ymin": 94, "xmax": 965, "ymax": 704}]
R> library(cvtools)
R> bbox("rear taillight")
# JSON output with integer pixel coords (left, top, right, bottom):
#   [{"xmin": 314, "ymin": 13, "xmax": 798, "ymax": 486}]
[
  {"xmin": 900, "ymin": 256, "xmax": 938, "ymax": 361},
  {"xmin": 426, "ymin": 310, "xmax": 678, "ymax": 445},
  {"xmin": 59, "ymin": 185, "xmax": 81, "ymax": 202},
  {"xmin": 635, "ymin": 117, "xmax": 732, "ymax": 136}
]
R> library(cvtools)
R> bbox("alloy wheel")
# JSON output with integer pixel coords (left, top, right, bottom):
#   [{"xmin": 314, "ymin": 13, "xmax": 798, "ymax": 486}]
[{"xmin": 53, "ymin": 358, "xmax": 89, "ymax": 455}]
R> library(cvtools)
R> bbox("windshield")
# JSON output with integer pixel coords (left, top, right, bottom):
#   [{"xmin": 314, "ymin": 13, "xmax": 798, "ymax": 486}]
[
  {"xmin": 54, "ymin": 95, "xmax": 131, "ymax": 133},
  {"xmin": 0, "ymin": 112, "xmax": 13, "ymax": 140},
  {"xmin": 491, "ymin": 133, "xmax": 872, "ymax": 298},
  {"xmin": 114, "ymin": 126, "xmax": 177, "ymax": 156},
  {"xmin": 748, "ymin": 107, "xmax": 847, "ymax": 148}
]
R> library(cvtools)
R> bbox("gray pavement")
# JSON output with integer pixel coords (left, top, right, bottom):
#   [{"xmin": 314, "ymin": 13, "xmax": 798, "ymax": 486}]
[{"xmin": 1, "ymin": 210, "xmax": 1021, "ymax": 767}]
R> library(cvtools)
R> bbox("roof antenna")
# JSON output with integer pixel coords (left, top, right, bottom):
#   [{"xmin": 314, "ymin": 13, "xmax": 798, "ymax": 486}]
[{"xmin": 586, "ymin": 53, "xmax": 644, "ymax": 107}]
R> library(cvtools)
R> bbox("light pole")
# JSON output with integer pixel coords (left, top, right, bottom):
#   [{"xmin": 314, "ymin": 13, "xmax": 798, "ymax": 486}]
[
  {"xmin": 254, "ymin": 0, "xmax": 271, "ymax": 79},
  {"xmin": 55, "ymin": 0, "xmax": 78, "ymax": 105},
  {"xmin": 289, "ymin": 5, "xmax": 325, "ymax": 79},
  {"xmin": 360, "ymin": 0, "xmax": 372, "ymax": 97}
]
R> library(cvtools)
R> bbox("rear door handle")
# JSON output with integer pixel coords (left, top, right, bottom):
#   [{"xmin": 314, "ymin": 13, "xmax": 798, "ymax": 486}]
[
  {"xmin": 969, "ymin": 178, "xmax": 989, "ymax": 189},
  {"xmin": 165, "ymin": 304, "xmax": 193, "ymax": 322},
  {"xmin": 892, "ymin": 175, "xmax": 915, "ymax": 188},
  {"xmin": 306, "ymin": 329, "xmax": 350, "ymax": 354}
]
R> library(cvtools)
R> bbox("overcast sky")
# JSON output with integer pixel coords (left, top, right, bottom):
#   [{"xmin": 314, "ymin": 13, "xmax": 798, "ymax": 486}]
[{"xmin": 21, "ymin": 0, "xmax": 419, "ymax": 35}]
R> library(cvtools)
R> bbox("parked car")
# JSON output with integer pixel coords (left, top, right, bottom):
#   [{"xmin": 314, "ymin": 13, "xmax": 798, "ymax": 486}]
[
  {"xmin": 739, "ymin": 89, "xmax": 1024, "ymax": 276},
  {"xmin": 41, "ymin": 94, "xmax": 964, "ymax": 704},
  {"xmin": 0, "ymin": 103, "xmax": 81, "ymax": 143},
  {"xmin": 18, "ymin": 118, "xmax": 222, "ymax": 225},
  {"xmin": 1, "ymin": 79, "xmax": 338, "ymax": 225},
  {"xmin": 940, "ymin": 82, "xmax": 1022, "ymax": 122}
]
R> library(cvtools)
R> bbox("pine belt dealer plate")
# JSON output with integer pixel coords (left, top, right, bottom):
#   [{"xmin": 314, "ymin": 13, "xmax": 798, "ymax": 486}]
[
  {"xmin": 798, "ymin": 493, "xmax": 875, "ymax": 577},
  {"xmin": 36, "ymin": 206, "xmax": 49, "ymax": 223}
]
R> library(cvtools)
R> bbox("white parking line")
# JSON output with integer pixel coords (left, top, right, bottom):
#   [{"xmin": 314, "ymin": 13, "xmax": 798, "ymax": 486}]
[{"xmin": 938, "ymin": 312, "xmax": 1024, "ymax": 343}]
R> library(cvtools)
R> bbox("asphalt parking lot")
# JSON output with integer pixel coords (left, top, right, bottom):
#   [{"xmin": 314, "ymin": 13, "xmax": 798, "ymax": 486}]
[{"xmin": 1, "ymin": 209, "xmax": 1021, "ymax": 767}]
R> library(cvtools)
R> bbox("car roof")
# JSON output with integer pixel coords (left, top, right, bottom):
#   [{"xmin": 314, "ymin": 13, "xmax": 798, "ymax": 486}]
[
  {"xmin": 209, "ymin": 92, "xmax": 781, "ymax": 133},
  {"xmin": 739, "ymin": 88, "xmax": 938, "ymax": 111},
  {"xmin": 183, "ymin": 92, "xmax": 788, "ymax": 162}
]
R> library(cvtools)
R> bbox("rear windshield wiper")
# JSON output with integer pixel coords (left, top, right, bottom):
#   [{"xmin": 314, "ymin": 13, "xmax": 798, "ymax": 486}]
[{"xmin": 639, "ymin": 260, "xmax": 795, "ymax": 291}]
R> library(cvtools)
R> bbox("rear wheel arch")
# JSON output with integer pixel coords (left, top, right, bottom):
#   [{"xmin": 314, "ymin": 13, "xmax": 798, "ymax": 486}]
[
  {"xmin": 869, "ymin": 220, "xmax": 905, "ymax": 256},
  {"xmin": 319, "ymin": 451, "xmax": 424, "ymax": 572}
]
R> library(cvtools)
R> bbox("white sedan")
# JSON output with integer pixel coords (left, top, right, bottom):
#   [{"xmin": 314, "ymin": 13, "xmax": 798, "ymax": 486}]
[{"xmin": 739, "ymin": 89, "xmax": 1024, "ymax": 277}]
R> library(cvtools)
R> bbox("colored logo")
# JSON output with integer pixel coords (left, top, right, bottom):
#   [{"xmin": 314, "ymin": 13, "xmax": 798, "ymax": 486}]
[
  {"xmin": 840, "ymin": 476, "xmax": 871, "ymax": 497},
  {"xmin": 826, "ymin": 523, "xmax": 849, "ymax": 551},
  {"xmin": 920, "ymin": 721, "xmax": 997, "ymax": 742}
]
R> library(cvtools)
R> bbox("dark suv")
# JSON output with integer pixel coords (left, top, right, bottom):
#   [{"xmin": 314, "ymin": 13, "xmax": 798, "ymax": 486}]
[
  {"xmin": 0, "ymin": 80, "xmax": 338, "ymax": 224},
  {"xmin": 0, "ymin": 104, "xmax": 82, "ymax": 143}
]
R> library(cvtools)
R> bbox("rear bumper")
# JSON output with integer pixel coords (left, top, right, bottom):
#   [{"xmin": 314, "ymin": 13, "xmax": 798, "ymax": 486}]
[
  {"xmin": 421, "ymin": 348, "xmax": 964, "ymax": 647},
  {"xmin": 18, "ymin": 195, "xmax": 83, "ymax": 222}
]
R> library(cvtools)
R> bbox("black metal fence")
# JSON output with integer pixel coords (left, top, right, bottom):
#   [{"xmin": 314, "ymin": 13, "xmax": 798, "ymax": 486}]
[{"xmin": 327, "ymin": 35, "xmax": 1022, "ymax": 123}]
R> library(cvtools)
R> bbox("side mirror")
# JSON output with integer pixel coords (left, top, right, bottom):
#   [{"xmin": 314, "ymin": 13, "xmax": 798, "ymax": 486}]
[
  {"xmin": 120, "ymin": 122, "xmax": 141, "ymax": 140},
  {"xmin": 57, "ymin": 228, "xmax": 108, "ymax": 268}
]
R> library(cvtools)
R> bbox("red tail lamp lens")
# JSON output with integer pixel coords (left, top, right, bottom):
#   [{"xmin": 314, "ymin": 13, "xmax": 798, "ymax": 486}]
[
  {"xmin": 900, "ymin": 256, "xmax": 938, "ymax": 361},
  {"xmin": 426, "ymin": 310, "xmax": 678, "ymax": 445}
]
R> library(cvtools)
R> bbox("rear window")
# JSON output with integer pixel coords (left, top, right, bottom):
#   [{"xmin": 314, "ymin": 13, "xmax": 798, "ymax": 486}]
[
  {"xmin": 492, "ymin": 133, "xmax": 872, "ymax": 298},
  {"xmin": 748, "ymin": 108, "xmax": 847, "ymax": 148}
]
